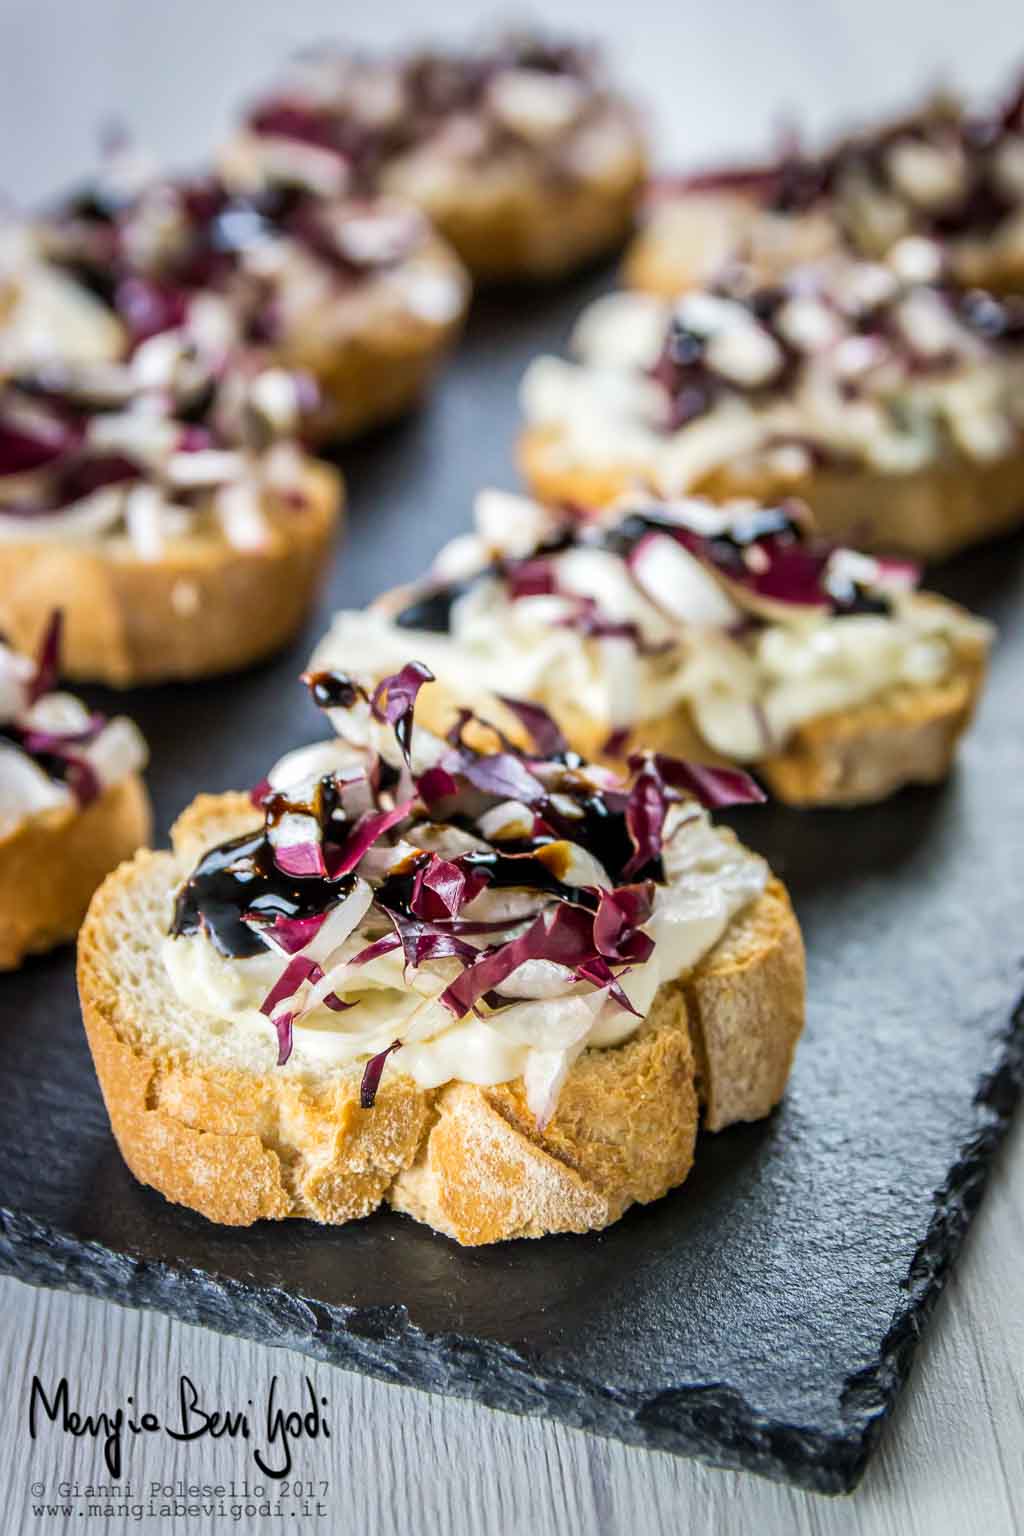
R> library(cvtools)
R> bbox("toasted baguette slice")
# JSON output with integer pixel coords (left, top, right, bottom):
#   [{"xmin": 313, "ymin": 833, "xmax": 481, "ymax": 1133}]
[
  {"xmin": 382, "ymin": 146, "xmax": 646, "ymax": 282},
  {"xmin": 0, "ymin": 463, "xmax": 341, "ymax": 687},
  {"xmin": 1, "ymin": 775, "xmax": 151, "ymax": 970},
  {"xmin": 77, "ymin": 794, "xmax": 804, "ymax": 1243},
  {"xmin": 270, "ymin": 233, "xmax": 469, "ymax": 441},
  {"xmin": 519, "ymin": 423, "xmax": 1024, "ymax": 562},
  {"xmin": 372, "ymin": 589, "xmax": 989, "ymax": 809},
  {"xmin": 622, "ymin": 191, "xmax": 841, "ymax": 298}
]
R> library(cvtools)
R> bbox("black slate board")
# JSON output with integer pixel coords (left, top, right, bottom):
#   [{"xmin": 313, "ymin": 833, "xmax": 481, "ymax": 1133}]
[{"xmin": 1, "ymin": 266, "xmax": 1022, "ymax": 1496}]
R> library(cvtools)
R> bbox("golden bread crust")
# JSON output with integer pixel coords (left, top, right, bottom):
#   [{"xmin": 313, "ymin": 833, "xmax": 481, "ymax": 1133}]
[
  {"xmin": 0, "ymin": 774, "xmax": 151, "ymax": 969},
  {"xmin": 0, "ymin": 462, "xmax": 342, "ymax": 686},
  {"xmin": 76, "ymin": 795, "xmax": 804, "ymax": 1242}
]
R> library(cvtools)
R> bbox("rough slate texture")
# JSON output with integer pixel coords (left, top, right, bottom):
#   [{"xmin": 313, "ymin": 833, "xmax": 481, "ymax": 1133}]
[{"xmin": 1, "ymin": 272, "xmax": 1022, "ymax": 1495}]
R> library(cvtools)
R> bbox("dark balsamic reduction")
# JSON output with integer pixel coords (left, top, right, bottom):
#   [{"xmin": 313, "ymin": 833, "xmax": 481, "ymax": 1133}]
[
  {"xmin": 599, "ymin": 504, "xmax": 803, "ymax": 589},
  {"xmin": 262, "ymin": 771, "xmax": 343, "ymax": 834},
  {"xmin": 393, "ymin": 576, "xmax": 483, "ymax": 634},
  {"xmin": 171, "ymin": 830, "xmax": 357, "ymax": 959},
  {"xmin": 305, "ymin": 669, "xmax": 366, "ymax": 710},
  {"xmin": 372, "ymin": 839, "xmax": 602, "ymax": 916},
  {"xmin": 545, "ymin": 790, "xmax": 657, "ymax": 886},
  {"xmin": 171, "ymin": 762, "xmax": 650, "ymax": 963},
  {"xmin": 391, "ymin": 529, "xmax": 581, "ymax": 635}
]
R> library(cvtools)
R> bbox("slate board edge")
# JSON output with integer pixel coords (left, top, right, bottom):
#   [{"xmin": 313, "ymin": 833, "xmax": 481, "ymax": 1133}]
[{"xmin": 2, "ymin": 1001, "xmax": 1020, "ymax": 1498}]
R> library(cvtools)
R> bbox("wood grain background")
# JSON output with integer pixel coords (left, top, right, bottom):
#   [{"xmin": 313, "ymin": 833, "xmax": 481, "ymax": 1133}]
[{"xmin": 1, "ymin": 2, "xmax": 1022, "ymax": 1530}]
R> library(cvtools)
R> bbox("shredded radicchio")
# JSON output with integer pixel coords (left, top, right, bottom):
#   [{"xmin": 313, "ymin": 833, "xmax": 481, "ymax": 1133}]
[
  {"xmin": 28, "ymin": 611, "xmax": 63, "ymax": 705},
  {"xmin": 497, "ymin": 696, "xmax": 568, "ymax": 757},
  {"xmin": 370, "ymin": 662, "xmax": 434, "ymax": 764},
  {"xmin": 360, "ymin": 1041, "xmax": 403, "ymax": 1109},
  {"xmin": 1, "ymin": 609, "xmax": 110, "ymax": 808},
  {"xmin": 328, "ymin": 797, "xmax": 417, "ymax": 877},
  {"xmin": 171, "ymin": 664, "xmax": 767, "ymax": 1088},
  {"xmin": 623, "ymin": 752, "xmax": 763, "ymax": 879},
  {"xmin": 408, "ymin": 854, "xmax": 488, "ymax": 921}
]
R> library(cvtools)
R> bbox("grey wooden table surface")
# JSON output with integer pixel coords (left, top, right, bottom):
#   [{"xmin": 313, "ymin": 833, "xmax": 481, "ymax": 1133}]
[{"xmin": 1, "ymin": 2, "xmax": 1022, "ymax": 1531}]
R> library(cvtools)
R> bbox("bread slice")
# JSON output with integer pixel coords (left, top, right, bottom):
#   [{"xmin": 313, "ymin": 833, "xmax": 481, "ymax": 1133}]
[
  {"xmin": 0, "ymin": 462, "xmax": 342, "ymax": 687},
  {"xmin": 1, "ymin": 774, "xmax": 151, "ymax": 969},
  {"xmin": 622, "ymin": 191, "xmax": 840, "ymax": 298},
  {"xmin": 622, "ymin": 188, "xmax": 1024, "ymax": 302},
  {"xmin": 383, "ymin": 145, "xmax": 646, "ymax": 282},
  {"xmin": 519, "ymin": 423, "xmax": 1024, "ymax": 561},
  {"xmin": 77, "ymin": 793, "xmax": 804, "ymax": 1243},
  {"xmin": 270, "ymin": 234, "xmax": 469, "ymax": 441},
  {"xmin": 373, "ymin": 590, "xmax": 989, "ymax": 809}
]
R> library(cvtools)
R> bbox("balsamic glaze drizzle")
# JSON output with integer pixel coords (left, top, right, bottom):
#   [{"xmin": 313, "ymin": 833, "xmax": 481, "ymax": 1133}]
[
  {"xmin": 170, "ymin": 757, "xmax": 654, "ymax": 960},
  {"xmin": 171, "ymin": 831, "xmax": 357, "ymax": 959}
]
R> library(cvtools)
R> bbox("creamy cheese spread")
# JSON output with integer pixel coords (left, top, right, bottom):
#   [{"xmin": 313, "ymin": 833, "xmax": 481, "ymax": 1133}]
[
  {"xmin": 520, "ymin": 258, "xmax": 1024, "ymax": 488},
  {"xmin": 162, "ymin": 680, "xmax": 767, "ymax": 1119},
  {"xmin": 312, "ymin": 491, "xmax": 989, "ymax": 761}
]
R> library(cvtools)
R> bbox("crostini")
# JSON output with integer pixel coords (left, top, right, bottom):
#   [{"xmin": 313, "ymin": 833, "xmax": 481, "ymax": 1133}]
[
  {"xmin": 78, "ymin": 661, "xmax": 804, "ymax": 1243},
  {"xmin": 222, "ymin": 30, "xmax": 647, "ymax": 282},
  {"xmin": 35, "ymin": 159, "xmax": 469, "ymax": 444},
  {"xmin": 624, "ymin": 70, "xmax": 1024, "ymax": 298},
  {"xmin": 0, "ymin": 333, "xmax": 342, "ymax": 686},
  {"xmin": 312, "ymin": 490, "xmax": 992, "ymax": 806},
  {"xmin": 1, "ymin": 615, "xmax": 150, "ymax": 968},
  {"xmin": 519, "ymin": 253, "xmax": 1024, "ymax": 559}
]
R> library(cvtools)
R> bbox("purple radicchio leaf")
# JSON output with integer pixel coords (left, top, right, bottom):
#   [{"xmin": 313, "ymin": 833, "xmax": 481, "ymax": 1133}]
[
  {"xmin": 28, "ymin": 610, "xmax": 63, "ymax": 705},
  {"xmin": 631, "ymin": 752, "xmax": 765, "ymax": 810},
  {"xmin": 496, "ymin": 695, "xmax": 568, "ymax": 757},
  {"xmin": 348, "ymin": 932, "xmax": 403, "ymax": 967},
  {"xmin": 382, "ymin": 908, "xmax": 481, "ymax": 970},
  {"xmin": 409, "ymin": 855, "xmax": 487, "ymax": 922},
  {"xmin": 621, "ymin": 753, "xmax": 763, "ymax": 877},
  {"xmin": 115, "ymin": 274, "xmax": 189, "ymax": 345},
  {"xmin": 326, "ymin": 796, "xmax": 416, "ymax": 878},
  {"xmin": 369, "ymin": 661, "xmax": 434, "ymax": 765},
  {"xmin": 321, "ymin": 992, "xmax": 355, "ymax": 1014},
  {"xmin": 621, "ymin": 764, "xmax": 667, "ymax": 880},
  {"xmin": 415, "ymin": 764, "xmax": 460, "ymax": 805},
  {"xmin": 260, "ymin": 954, "xmax": 324, "ymax": 1019},
  {"xmin": 555, "ymin": 596, "xmax": 670, "ymax": 655},
  {"xmin": 249, "ymin": 776, "xmax": 272, "ymax": 807},
  {"xmin": 19, "ymin": 712, "xmax": 106, "ymax": 754},
  {"xmin": 259, "ymin": 953, "xmax": 351, "ymax": 1050},
  {"xmin": 575, "ymin": 956, "xmax": 640, "ymax": 1017},
  {"xmin": 873, "ymin": 556, "xmax": 921, "ymax": 590},
  {"xmin": 593, "ymin": 883, "xmax": 656, "ymax": 964},
  {"xmin": 360, "ymin": 1040, "xmax": 403, "ymax": 1108},
  {"xmin": 602, "ymin": 726, "xmax": 632, "ymax": 758},
  {"xmin": 273, "ymin": 840, "xmax": 328, "ymax": 878},
  {"xmin": 664, "ymin": 512, "xmax": 832, "ymax": 610},
  {"xmin": 445, "ymin": 707, "xmax": 476, "ymax": 748},
  {"xmin": 505, "ymin": 556, "xmax": 559, "ymax": 600},
  {"xmin": 439, "ymin": 904, "xmax": 597, "ymax": 1017},
  {"xmin": 439, "ymin": 747, "xmax": 546, "ymax": 805},
  {"xmin": 244, "ymin": 911, "xmax": 326, "ymax": 955},
  {"xmin": 273, "ymin": 1010, "xmax": 296, "ymax": 1066},
  {"xmin": 16, "ymin": 716, "xmax": 104, "ymax": 807},
  {"xmin": 0, "ymin": 409, "xmax": 78, "ymax": 476},
  {"xmin": 62, "ymin": 754, "xmax": 101, "ymax": 808}
]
